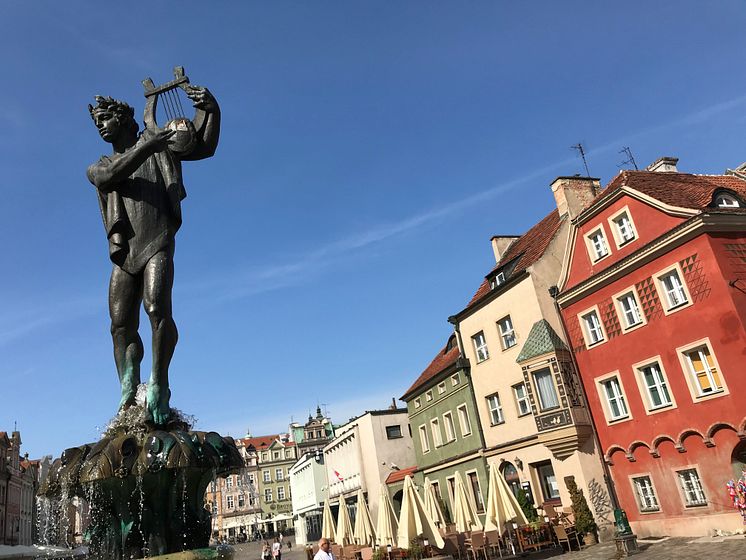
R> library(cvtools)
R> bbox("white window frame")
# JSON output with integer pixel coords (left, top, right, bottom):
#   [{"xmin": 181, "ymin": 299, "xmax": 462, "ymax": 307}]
[
  {"xmin": 275, "ymin": 468, "xmax": 284, "ymax": 481},
  {"xmin": 631, "ymin": 474, "xmax": 660, "ymax": 513},
  {"xmin": 238, "ymin": 494, "xmax": 245, "ymax": 508},
  {"xmin": 264, "ymin": 488, "xmax": 273, "ymax": 503},
  {"xmin": 226, "ymin": 476, "xmax": 233, "ymax": 488},
  {"xmin": 419, "ymin": 425, "xmax": 430, "ymax": 454},
  {"xmin": 263, "ymin": 470, "xmax": 271, "ymax": 483},
  {"xmin": 585, "ymin": 224, "xmax": 611, "ymax": 262},
  {"xmin": 277, "ymin": 486, "xmax": 286, "ymax": 501},
  {"xmin": 532, "ymin": 367, "xmax": 560, "ymax": 411},
  {"xmin": 676, "ymin": 467, "xmax": 707, "ymax": 507},
  {"xmin": 653, "ymin": 264, "xmax": 692, "ymax": 314},
  {"xmin": 595, "ymin": 371, "xmax": 632, "ymax": 424},
  {"xmin": 613, "ymin": 286, "xmax": 646, "ymax": 332},
  {"xmin": 486, "ymin": 393, "xmax": 504, "ymax": 426},
  {"xmin": 438, "ymin": 382, "xmax": 446, "ymax": 395},
  {"xmin": 457, "ymin": 404, "xmax": 472, "ymax": 436},
  {"xmin": 513, "ymin": 383, "xmax": 531, "ymax": 416},
  {"xmin": 443, "ymin": 411, "xmax": 456, "ymax": 442},
  {"xmin": 451, "ymin": 373, "xmax": 460, "ymax": 386},
  {"xmin": 496, "ymin": 315, "xmax": 517, "ymax": 350},
  {"xmin": 578, "ymin": 305, "xmax": 606, "ymax": 347},
  {"xmin": 472, "ymin": 331, "xmax": 489, "ymax": 363},
  {"xmin": 676, "ymin": 338, "xmax": 729, "ymax": 401},
  {"xmin": 715, "ymin": 193, "xmax": 740, "ymax": 208},
  {"xmin": 632, "ymin": 356, "xmax": 675, "ymax": 414},
  {"xmin": 414, "ymin": 398, "xmax": 421, "ymax": 409},
  {"xmin": 430, "ymin": 418, "xmax": 443, "ymax": 448},
  {"xmin": 425, "ymin": 390, "xmax": 433, "ymax": 402},
  {"xmin": 607, "ymin": 206, "xmax": 638, "ymax": 248},
  {"xmin": 226, "ymin": 495, "xmax": 234, "ymax": 509}
]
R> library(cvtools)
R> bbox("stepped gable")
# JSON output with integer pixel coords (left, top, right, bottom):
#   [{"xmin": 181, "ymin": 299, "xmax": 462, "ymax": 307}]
[
  {"xmin": 516, "ymin": 319, "xmax": 568, "ymax": 363},
  {"xmin": 466, "ymin": 210, "xmax": 563, "ymax": 308},
  {"xmin": 401, "ymin": 336, "xmax": 460, "ymax": 400}
]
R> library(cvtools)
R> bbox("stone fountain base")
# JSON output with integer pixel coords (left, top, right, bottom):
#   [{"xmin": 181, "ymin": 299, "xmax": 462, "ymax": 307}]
[{"xmin": 39, "ymin": 410, "xmax": 243, "ymax": 560}]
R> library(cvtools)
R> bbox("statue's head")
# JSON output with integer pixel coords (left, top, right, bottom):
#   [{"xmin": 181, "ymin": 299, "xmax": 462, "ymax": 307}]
[{"xmin": 88, "ymin": 96, "xmax": 139, "ymax": 143}]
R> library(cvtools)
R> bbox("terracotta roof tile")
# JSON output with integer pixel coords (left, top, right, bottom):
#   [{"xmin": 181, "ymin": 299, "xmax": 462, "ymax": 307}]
[
  {"xmin": 401, "ymin": 336, "xmax": 460, "ymax": 400},
  {"xmin": 385, "ymin": 465, "xmax": 418, "ymax": 484},
  {"xmin": 237, "ymin": 435, "xmax": 281, "ymax": 450},
  {"xmin": 465, "ymin": 210, "xmax": 564, "ymax": 308},
  {"xmin": 597, "ymin": 170, "xmax": 746, "ymax": 214}
]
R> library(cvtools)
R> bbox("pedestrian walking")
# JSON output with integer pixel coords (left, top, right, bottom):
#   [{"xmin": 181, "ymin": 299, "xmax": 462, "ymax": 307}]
[
  {"xmin": 272, "ymin": 537, "xmax": 282, "ymax": 560},
  {"xmin": 262, "ymin": 542, "xmax": 271, "ymax": 560}
]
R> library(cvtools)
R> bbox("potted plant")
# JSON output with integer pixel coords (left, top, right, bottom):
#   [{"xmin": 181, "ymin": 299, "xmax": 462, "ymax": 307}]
[{"xmin": 566, "ymin": 476, "xmax": 598, "ymax": 545}]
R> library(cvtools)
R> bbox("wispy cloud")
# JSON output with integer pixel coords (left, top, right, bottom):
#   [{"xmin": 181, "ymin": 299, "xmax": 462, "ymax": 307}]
[
  {"xmin": 208, "ymin": 388, "xmax": 408, "ymax": 439},
  {"xmin": 8, "ymin": 94, "xmax": 746, "ymax": 340},
  {"xmin": 194, "ymin": 93, "xmax": 746, "ymax": 303},
  {"xmin": 0, "ymin": 295, "xmax": 102, "ymax": 347}
]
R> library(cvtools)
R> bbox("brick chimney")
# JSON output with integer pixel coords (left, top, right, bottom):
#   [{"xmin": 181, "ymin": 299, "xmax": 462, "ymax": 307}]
[
  {"xmin": 551, "ymin": 176, "xmax": 601, "ymax": 220},
  {"xmin": 490, "ymin": 236, "xmax": 519, "ymax": 263},
  {"xmin": 646, "ymin": 156, "xmax": 678, "ymax": 173}
]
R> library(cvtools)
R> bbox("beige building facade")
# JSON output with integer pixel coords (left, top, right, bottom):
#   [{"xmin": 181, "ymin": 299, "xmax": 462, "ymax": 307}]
[{"xmin": 450, "ymin": 177, "xmax": 615, "ymax": 539}]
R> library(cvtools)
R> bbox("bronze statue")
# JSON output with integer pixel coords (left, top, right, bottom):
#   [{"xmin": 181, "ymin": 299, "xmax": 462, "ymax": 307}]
[{"xmin": 87, "ymin": 68, "xmax": 220, "ymax": 425}]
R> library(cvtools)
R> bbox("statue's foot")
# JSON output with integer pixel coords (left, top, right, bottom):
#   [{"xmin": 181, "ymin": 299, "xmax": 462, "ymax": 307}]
[
  {"xmin": 118, "ymin": 387, "xmax": 137, "ymax": 413},
  {"xmin": 146, "ymin": 382, "xmax": 171, "ymax": 426}
]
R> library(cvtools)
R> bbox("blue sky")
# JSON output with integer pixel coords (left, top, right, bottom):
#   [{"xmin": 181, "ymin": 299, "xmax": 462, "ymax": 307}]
[{"xmin": 2, "ymin": 2, "xmax": 745, "ymax": 459}]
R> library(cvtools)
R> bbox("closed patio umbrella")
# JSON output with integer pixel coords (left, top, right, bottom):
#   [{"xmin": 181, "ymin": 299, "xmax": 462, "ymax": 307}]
[
  {"xmin": 321, "ymin": 499, "xmax": 337, "ymax": 542},
  {"xmin": 397, "ymin": 475, "xmax": 445, "ymax": 549},
  {"xmin": 483, "ymin": 462, "xmax": 528, "ymax": 533},
  {"xmin": 423, "ymin": 477, "xmax": 445, "ymax": 528},
  {"xmin": 453, "ymin": 471, "xmax": 483, "ymax": 533},
  {"xmin": 375, "ymin": 483, "xmax": 399, "ymax": 546},
  {"xmin": 353, "ymin": 488, "xmax": 376, "ymax": 547},
  {"xmin": 337, "ymin": 497, "xmax": 355, "ymax": 546}
]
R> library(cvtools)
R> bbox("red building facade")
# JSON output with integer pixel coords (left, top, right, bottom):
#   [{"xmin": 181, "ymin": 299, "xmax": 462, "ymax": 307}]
[{"xmin": 557, "ymin": 162, "xmax": 746, "ymax": 536}]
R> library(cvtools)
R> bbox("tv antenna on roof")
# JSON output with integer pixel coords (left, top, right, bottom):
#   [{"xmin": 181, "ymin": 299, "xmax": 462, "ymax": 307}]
[
  {"xmin": 618, "ymin": 146, "xmax": 639, "ymax": 170},
  {"xmin": 571, "ymin": 143, "xmax": 591, "ymax": 177}
]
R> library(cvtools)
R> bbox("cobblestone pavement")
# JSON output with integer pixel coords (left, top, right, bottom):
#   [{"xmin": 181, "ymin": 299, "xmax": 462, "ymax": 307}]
[
  {"xmin": 229, "ymin": 535, "xmax": 746, "ymax": 560},
  {"xmin": 516, "ymin": 535, "xmax": 746, "ymax": 560}
]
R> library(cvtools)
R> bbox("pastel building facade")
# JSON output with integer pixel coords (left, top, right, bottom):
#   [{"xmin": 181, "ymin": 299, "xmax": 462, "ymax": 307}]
[{"xmin": 557, "ymin": 160, "xmax": 746, "ymax": 536}]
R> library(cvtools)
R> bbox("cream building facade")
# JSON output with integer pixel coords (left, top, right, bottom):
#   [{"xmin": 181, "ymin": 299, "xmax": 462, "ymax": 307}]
[
  {"xmin": 289, "ymin": 450, "xmax": 328, "ymax": 545},
  {"xmin": 323, "ymin": 408, "xmax": 414, "ymax": 524},
  {"xmin": 449, "ymin": 177, "xmax": 615, "ymax": 539}
]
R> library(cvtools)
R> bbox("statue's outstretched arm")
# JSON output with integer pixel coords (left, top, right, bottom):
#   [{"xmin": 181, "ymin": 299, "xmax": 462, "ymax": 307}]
[
  {"xmin": 87, "ymin": 129, "xmax": 175, "ymax": 191},
  {"xmin": 182, "ymin": 85, "xmax": 221, "ymax": 161}
]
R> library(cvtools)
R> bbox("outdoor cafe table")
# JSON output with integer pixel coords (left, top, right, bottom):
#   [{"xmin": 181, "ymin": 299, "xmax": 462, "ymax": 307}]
[{"xmin": 515, "ymin": 523, "xmax": 554, "ymax": 552}]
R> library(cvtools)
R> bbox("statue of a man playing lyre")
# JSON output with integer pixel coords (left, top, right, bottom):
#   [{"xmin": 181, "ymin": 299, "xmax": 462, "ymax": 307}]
[{"xmin": 86, "ymin": 67, "xmax": 220, "ymax": 425}]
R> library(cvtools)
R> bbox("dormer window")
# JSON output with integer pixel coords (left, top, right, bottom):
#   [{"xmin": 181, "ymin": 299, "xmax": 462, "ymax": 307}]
[
  {"xmin": 715, "ymin": 193, "xmax": 740, "ymax": 208},
  {"xmin": 490, "ymin": 271, "xmax": 505, "ymax": 289}
]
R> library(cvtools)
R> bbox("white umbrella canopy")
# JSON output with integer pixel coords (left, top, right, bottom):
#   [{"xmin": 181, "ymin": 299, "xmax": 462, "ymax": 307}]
[
  {"xmin": 353, "ymin": 488, "xmax": 377, "ymax": 547},
  {"xmin": 337, "ymin": 498, "xmax": 355, "ymax": 546},
  {"xmin": 396, "ymin": 475, "xmax": 445, "ymax": 549},
  {"xmin": 375, "ymin": 483, "xmax": 399, "ymax": 546},
  {"xmin": 321, "ymin": 499, "xmax": 337, "ymax": 542},
  {"xmin": 483, "ymin": 462, "xmax": 528, "ymax": 532},
  {"xmin": 453, "ymin": 471, "xmax": 483, "ymax": 533},
  {"xmin": 423, "ymin": 477, "xmax": 445, "ymax": 528}
]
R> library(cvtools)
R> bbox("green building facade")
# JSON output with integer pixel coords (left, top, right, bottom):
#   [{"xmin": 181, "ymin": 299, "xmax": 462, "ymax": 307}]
[{"xmin": 399, "ymin": 334, "xmax": 489, "ymax": 525}]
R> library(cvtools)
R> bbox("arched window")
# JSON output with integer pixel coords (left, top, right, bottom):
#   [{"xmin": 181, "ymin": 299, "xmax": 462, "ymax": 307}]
[
  {"xmin": 732, "ymin": 440, "xmax": 746, "ymax": 479},
  {"xmin": 500, "ymin": 461, "xmax": 521, "ymax": 498},
  {"xmin": 715, "ymin": 193, "xmax": 740, "ymax": 208}
]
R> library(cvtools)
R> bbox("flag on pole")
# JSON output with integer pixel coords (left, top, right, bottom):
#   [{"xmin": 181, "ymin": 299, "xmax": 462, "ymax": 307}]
[{"xmin": 334, "ymin": 469, "xmax": 344, "ymax": 482}]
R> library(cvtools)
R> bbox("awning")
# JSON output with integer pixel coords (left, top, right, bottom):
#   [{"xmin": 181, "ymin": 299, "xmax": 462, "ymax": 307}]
[{"xmin": 272, "ymin": 513, "xmax": 293, "ymax": 522}]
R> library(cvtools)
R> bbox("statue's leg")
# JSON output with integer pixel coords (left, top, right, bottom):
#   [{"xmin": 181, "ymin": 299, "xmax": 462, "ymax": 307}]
[
  {"xmin": 110, "ymin": 265, "xmax": 144, "ymax": 412},
  {"xmin": 143, "ymin": 247, "xmax": 178, "ymax": 425}
]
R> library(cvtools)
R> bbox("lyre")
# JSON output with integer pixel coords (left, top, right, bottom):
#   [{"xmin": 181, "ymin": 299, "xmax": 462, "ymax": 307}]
[{"xmin": 142, "ymin": 66, "xmax": 196, "ymax": 156}]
